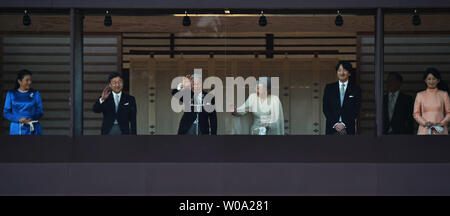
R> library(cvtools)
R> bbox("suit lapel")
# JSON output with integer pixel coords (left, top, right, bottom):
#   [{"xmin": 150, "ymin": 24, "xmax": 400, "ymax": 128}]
[
  {"xmin": 334, "ymin": 82, "xmax": 341, "ymax": 109},
  {"xmin": 117, "ymin": 93, "xmax": 126, "ymax": 113},
  {"xmin": 343, "ymin": 82, "xmax": 352, "ymax": 106},
  {"xmin": 336, "ymin": 81, "xmax": 351, "ymax": 109},
  {"xmin": 190, "ymin": 90, "xmax": 195, "ymax": 112},
  {"xmin": 200, "ymin": 91, "xmax": 208, "ymax": 112},
  {"xmin": 383, "ymin": 95, "xmax": 389, "ymax": 123},
  {"xmin": 392, "ymin": 92, "xmax": 402, "ymax": 121},
  {"xmin": 106, "ymin": 93, "xmax": 115, "ymax": 114},
  {"xmin": 191, "ymin": 91, "xmax": 205, "ymax": 113}
]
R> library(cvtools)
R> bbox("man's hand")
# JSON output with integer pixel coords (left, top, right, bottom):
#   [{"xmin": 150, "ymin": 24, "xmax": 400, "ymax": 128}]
[
  {"xmin": 101, "ymin": 85, "xmax": 111, "ymax": 102},
  {"xmin": 181, "ymin": 75, "xmax": 191, "ymax": 89},
  {"xmin": 338, "ymin": 128, "xmax": 347, "ymax": 135},
  {"xmin": 335, "ymin": 122, "xmax": 345, "ymax": 132}
]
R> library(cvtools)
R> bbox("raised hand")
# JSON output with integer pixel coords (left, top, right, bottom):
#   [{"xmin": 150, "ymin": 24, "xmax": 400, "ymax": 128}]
[
  {"xmin": 101, "ymin": 85, "xmax": 111, "ymax": 102},
  {"xmin": 181, "ymin": 75, "xmax": 191, "ymax": 89}
]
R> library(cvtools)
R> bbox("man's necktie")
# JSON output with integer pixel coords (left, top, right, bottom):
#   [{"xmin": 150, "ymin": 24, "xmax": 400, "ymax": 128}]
[
  {"xmin": 194, "ymin": 94, "xmax": 200, "ymax": 135},
  {"xmin": 115, "ymin": 95, "xmax": 119, "ymax": 112},
  {"xmin": 389, "ymin": 93, "xmax": 395, "ymax": 120},
  {"xmin": 340, "ymin": 83, "xmax": 345, "ymax": 107}
]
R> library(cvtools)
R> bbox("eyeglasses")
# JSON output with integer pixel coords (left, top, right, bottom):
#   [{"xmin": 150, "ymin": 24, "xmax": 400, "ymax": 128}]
[{"xmin": 111, "ymin": 81, "xmax": 123, "ymax": 86}]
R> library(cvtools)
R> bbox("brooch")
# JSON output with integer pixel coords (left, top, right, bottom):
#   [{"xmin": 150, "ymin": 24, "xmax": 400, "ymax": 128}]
[{"xmin": 30, "ymin": 92, "xmax": 34, "ymax": 98}]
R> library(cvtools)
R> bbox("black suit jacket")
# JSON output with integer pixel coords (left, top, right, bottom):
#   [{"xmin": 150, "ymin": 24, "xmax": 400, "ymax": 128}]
[
  {"xmin": 322, "ymin": 81, "xmax": 362, "ymax": 135},
  {"xmin": 383, "ymin": 91, "xmax": 415, "ymax": 134},
  {"xmin": 172, "ymin": 88, "xmax": 217, "ymax": 135},
  {"xmin": 93, "ymin": 92, "xmax": 137, "ymax": 135}
]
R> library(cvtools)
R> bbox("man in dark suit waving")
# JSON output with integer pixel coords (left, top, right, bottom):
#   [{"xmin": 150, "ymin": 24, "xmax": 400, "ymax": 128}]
[
  {"xmin": 93, "ymin": 73, "xmax": 137, "ymax": 135},
  {"xmin": 383, "ymin": 72, "xmax": 414, "ymax": 134},
  {"xmin": 323, "ymin": 61, "xmax": 361, "ymax": 135},
  {"xmin": 171, "ymin": 73, "xmax": 217, "ymax": 135}
]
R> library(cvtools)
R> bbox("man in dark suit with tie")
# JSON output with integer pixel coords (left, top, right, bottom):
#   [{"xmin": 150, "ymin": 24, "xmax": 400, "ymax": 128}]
[
  {"xmin": 322, "ymin": 61, "xmax": 361, "ymax": 135},
  {"xmin": 93, "ymin": 73, "xmax": 137, "ymax": 135},
  {"xmin": 383, "ymin": 72, "xmax": 415, "ymax": 134},
  {"xmin": 171, "ymin": 73, "xmax": 217, "ymax": 135}
]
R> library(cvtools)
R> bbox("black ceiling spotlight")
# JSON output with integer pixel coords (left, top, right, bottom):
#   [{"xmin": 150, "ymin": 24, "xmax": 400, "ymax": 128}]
[
  {"xmin": 335, "ymin": 10, "xmax": 343, "ymax": 26},
  {"xmin": 104, "ymin": 10, "xmax": 112, "ymax": 27},
  {"xmin": 258, "ymin": 10, "xmax": 267, "ymax": 27},
  {"xmin": 412, "ymin": 9, "xmax": 421, "ymax": 26},
  {"xmin": 23, "ymin": 10, "xmax": 31, "ymax": 26},
  {"xmin": 182, "ymin": 11, "xmax": 191, "ymax": 27}
]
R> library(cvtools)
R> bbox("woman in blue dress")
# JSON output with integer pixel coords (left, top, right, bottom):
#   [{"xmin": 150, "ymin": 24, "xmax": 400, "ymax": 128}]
[{"xmin": 3, "ymin": 69, "xmax": 43, "ymax": 135}]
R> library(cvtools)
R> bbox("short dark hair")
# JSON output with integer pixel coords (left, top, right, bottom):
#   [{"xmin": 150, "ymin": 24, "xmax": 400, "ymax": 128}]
[
  {"xmin": 335, "ymin": 61, "xmax": 353, "ymax": 73},
  {"xmin": 423, "ymin": 67, "xmax": 441, "ymax": 81},
  {"xmin": 15, "ymin": 69, "xmax": 33, "ymax": 89},
  {"xmin": 108, "ymin": 73, "xmax": 123, "ymax": 83},
  {"xmin": 388, "ymin": 72, "xmax": 403, "ymax": 83}
]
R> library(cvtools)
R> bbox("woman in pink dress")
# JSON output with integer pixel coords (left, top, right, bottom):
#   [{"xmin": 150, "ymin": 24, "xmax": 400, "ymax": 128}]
[{"xmin": 413, "ymin": 68, "xmax": 450, "ymax": 135}]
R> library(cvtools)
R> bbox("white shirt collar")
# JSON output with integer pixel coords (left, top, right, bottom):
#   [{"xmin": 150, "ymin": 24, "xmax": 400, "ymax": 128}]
[
  {"xmin": 389, "ymin": 90, "xmax": 399, "ymax": 97},
  {"xmin": 194, "ymin": 91, "xmax": 202, "ymax": 98},
  {"xmin": 112, "ymin": 91, "xmax": 122, "ymax": 99},
  {"xmin": 339, "ymin": 80, "xmax": 349, "ymax": 86}
]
